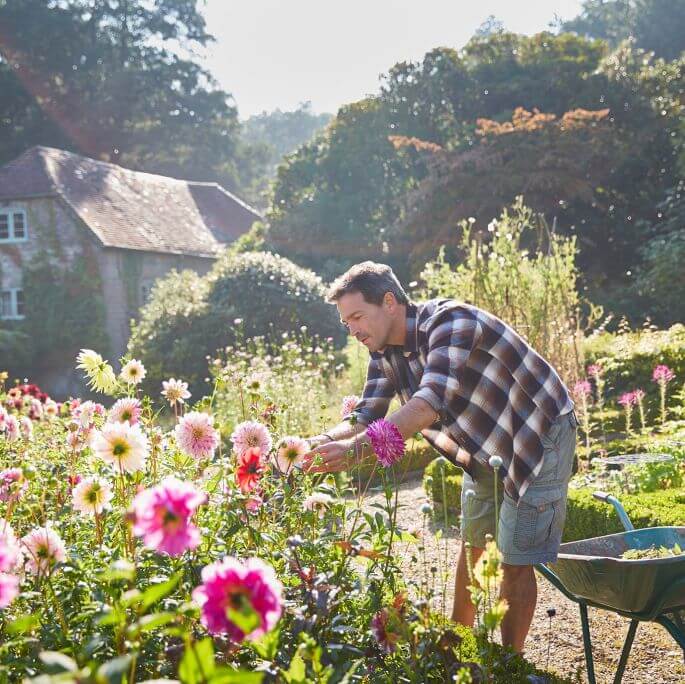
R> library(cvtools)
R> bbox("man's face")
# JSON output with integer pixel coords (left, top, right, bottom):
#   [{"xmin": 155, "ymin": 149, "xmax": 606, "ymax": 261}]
[{"xmin": 336, "ymin": 291, "xmax": 394, "ymax": 353}]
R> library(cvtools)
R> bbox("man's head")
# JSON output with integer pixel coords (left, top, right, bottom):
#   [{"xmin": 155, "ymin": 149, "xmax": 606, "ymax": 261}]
[{"xmin": 326, "ymin": 262, "xmax": 409, "ymax": 353}]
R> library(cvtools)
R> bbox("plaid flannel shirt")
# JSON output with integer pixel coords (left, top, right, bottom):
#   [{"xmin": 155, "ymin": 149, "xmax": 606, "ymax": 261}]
[{"xmin": 350, "ymin": 299, "xmax": 573, "ymax": 502}]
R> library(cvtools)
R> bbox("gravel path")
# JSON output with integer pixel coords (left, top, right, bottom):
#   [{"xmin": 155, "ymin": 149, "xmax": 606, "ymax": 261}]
[{"xmin": 362, "ymin": 476, "xmax": 684, "ymax": 684}]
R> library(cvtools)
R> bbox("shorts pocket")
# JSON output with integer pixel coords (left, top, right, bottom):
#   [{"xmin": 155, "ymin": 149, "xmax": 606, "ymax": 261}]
[{"xmin": 512, "ymin": 487, "xmax": 562, "ymax": 552}]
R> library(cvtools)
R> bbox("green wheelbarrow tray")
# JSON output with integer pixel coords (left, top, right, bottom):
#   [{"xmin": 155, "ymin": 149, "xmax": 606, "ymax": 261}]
[
  {"xmin": 535, "ymin": 491, "xmax": 685, "ymax": 684},
  {"xmin": 549, "ymin": 526, "xmax": 685, "ymax": 615}
]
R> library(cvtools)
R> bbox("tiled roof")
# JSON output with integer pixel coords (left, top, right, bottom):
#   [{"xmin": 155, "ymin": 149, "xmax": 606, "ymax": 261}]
[{"xmin": 0, "ymin": 146, "xmax": 262, "ymax": 257}]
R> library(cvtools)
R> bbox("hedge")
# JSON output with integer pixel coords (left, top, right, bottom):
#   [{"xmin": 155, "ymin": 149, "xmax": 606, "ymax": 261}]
[{"xmin": 423, "ymin": 460, "xmax": 685, "ymax": 542}]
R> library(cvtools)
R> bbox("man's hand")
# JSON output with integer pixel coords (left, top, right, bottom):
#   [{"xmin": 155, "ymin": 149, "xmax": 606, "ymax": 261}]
[{"xmin": 302, "ymin": 439, "xmax": 355, "ymax": 473}]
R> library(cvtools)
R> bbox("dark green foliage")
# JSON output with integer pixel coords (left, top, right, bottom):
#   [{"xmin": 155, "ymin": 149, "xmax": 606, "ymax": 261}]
[
  {"xmin": 128, "ymin": 252, "xmax": 346, "ymax": 397},
  {"xmin": 0, "ymin": 250, "xmax": 107, "ymax": 379},
  {"xmin": 563, "ymin": 0, "xmax": 685, "ymax": 61},
  {"xmin": 584, "ymin": 324, "xmax": 685, "ymax": 397}
]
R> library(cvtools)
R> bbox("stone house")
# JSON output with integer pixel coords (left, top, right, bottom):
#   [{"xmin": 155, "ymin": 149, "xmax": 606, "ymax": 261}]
[{"xmin": 0, "ymin": 146, "xmax": 261, "ymax": 396}]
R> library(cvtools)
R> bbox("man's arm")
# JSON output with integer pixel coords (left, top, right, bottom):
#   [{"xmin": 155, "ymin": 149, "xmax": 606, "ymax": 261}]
[
  {"xmin": 307, "ymin": 420, "xmax": 365, "ymax": 448},
  {"xmin": 303, "ymin": 396, "xmax": 438, "ymax": 472}
]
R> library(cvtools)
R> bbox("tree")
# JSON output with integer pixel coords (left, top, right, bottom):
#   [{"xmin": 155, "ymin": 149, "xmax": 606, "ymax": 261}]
[
  {"xmin": 0, "ymin": 0, "xmax": 264, "ymax": 197},
  {"xmin": 563, "ymin": 0, "xmax": 685, "ymax": 61}
]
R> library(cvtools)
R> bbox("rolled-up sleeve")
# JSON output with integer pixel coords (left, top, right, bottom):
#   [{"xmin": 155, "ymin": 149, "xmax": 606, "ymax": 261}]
[
  {"xmin": 349, "ymin": 356, "xmax": 396, "ymax": 426},
  {"xmin": 413, "ymin": 315, "xmax": 481, "ymax": 415}
]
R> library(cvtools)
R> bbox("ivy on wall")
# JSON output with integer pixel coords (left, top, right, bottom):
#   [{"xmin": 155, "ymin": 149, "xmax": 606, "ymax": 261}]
[{"xmin": 0, "ymin": 201, "xmax": 108, "ymax": 381}]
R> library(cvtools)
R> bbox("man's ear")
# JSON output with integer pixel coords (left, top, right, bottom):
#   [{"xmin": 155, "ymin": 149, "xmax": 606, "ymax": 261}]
[{"xmin": 384, "ymin": 292, "xmax": 396, "ymax": 311}]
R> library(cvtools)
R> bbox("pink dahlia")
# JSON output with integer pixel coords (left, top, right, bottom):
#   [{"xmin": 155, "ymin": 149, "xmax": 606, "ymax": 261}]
[
  {"xmin": 0, "ymin": 523, "xmax": 22, "ymax": 572},
  {"xmin": 653, "ymin": 365, "xmax": 676, "ymax": 384},
  {"xmin": 371, "ymin": 608, "xmax": 403, "ymax": 654},
  {"xmin": 573, "ymin": 380, "xmax": 592, "ymax": 398},
  {"xmin": 274, "ymin": 436, "xmax": 308, "ymax": 474},
  {"xmin": 367, "ymin": 419, "xmax": 405, "ymax": 467},
  {"xmin": 73, "ymin": 400, "xmax": 105, "ymax": 427},
  {"xmin": 21, "ymin": 525, "xmax": 67, "ymax": 575},
  {"xmin": 108, "ymin": 398, "xmax": 142, "ymax": 425},
  {"xmin": 3, "ymin": 415, "xmax": 19, "ymax": 442},
  {"xmin": 19, "ymin": 416, "xmax": 33, "ymax": 441},
  {"xmin": 175, "ymin": 411, "xmax": 220, "ymax": 460},
  {"xmin": 0, "ymin": 468, "xmax": 27, "ymax": 502},
  {"xmin": 0, "ymin": 573, "xmax": 19, "ymax": 608},
  {"xmin": 0, "ymin": 407, "xmax": 7, "ymax": 431},
  {"xmin": 192, "ymin": 556, "xmax": 283, "ymax": 641},
  {"xmin": 341, "ymin": 395, "xmax": 360, "ymax": 419},
  {"xmin": 132, "ymin": 477, "xmax": 207, "ymax": 556},
  {"xmin": 231, "ymin": 420, "xmax": 272, "ymax": 457}
]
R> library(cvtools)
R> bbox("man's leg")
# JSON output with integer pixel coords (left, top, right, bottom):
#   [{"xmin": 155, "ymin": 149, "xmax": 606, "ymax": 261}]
[
  {"xmin": 451, "ymin": 541, "xmax": 484, "ymax": 626},
  {"xmin": 500, "ymin": 563, "xmax": 537, "ymax": 653}
]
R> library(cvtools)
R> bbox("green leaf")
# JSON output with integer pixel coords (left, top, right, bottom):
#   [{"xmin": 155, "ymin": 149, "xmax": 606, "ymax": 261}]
[
  {"xmin": 96, "ymin": 655, "xmax": 133, "ymax": 684},
  {"xmin": 125, "ymin": 612, "xmax": 176, "ymax": 638},
  {"xmin": 209, "ymin": 670, "xmax": 263, "ymax": 684},
  {"xmin": 179, "ymin": 638, "xmax": 215, "ymax": 684},
  {"xmin": 139, "ymin": 573, "xmax": 182, "ymax": 612},
  {"xmin": 98, "ymin": 560, "xmax": 136, "ymax": 583},
  {"xmin": 250, "ymin": 627, "xmax": 280, "ymax": 660},
  {"xmin": 39, "ymin": 652, "xmax": 78, "ymax": 672},
  {"xmin": 7, "ymin": 613, "xmax": 40, "ymax": 635},
  {"xmin": 226, "ymin": 605, "xmax": 260, "ymax": 636},
  {"xmin": 283, "ymin": 652, "xmax": 306, "ymax": 684}
]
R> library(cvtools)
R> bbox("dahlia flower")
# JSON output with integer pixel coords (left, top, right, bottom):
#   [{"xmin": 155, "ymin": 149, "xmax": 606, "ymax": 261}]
[
  {"xmin": 175, "ymin": 411, "xmax": 220, "ymax": 460},
  {"xmin": 341, "ymin": 395, "xmax": 360, "ymax": 419},
  {"xmin": 0, "ymin": 573, "xmax": 19, "ymax": 608},
  {"xmin": 19, "ymin": 416, "xmax": 33, "ymax": 441},
  {"xmin": 274, "ymin": 436, "xmax": 308, "ymax": 474},
  {"xmin": 21, "ymin": 525, "xmax": 67, "ymax": 575},
  {"xmin": 371, "ymin": 607, "xmax": 403, "ymax": 654},
  {"xmin": 192, "ymin": 556, "xmax": 283, "ymax": 641},
  {"xmin": 303, "ymin": 492, "xmax": 335, "ymax": 518},
  {"xmin": 231, "ymin": 421, "xmax": 272, "ymax": 457},
  {"xmin": 3, "ymin": 415, "xmax": 19, "ymax": 442},
  {"xmin": 161, "ymin": 378, "xmax": 191, "ymax": 405},
  {"xmin": 43, "ymin": 399, "xmax": 59, "ymax": 419},
  {"xmin": 76, "ymin": 349, "xmax": 117, "ymax": 394},
  {"xmin": 92, "ymin": 421, "xmax": 149, "ymax": 474},
  {"xmin": 109, "ymin": 398, "xmax": 142, "ymax": 425},
  {"xmin": 120, "ymin": 359, "xmax": 146, "ymax": 385},
  {"xmin": 235, "ymin": 447, "xmax": 266, "ymax": 493},
  {"xmin": 72, "ymin": 476, "xmax": 114, "ymax": 515},
  {"xmin": 0, "ymin": 523, "xmax": 22, "ymax": 572},
  {"xmin": 73, "ymin": 400, "xmax": 105, "ymax": 427},
  {"xmin": 366, "ymin": 419, "xmax": 405, "ymax": 467},
  {"xmin": 0, "ymin": 468, "xmax": 27, "ymax": 502},
  {"xmin": 132, "ymin": 477, "xmax": 207, "ymax": 556}
]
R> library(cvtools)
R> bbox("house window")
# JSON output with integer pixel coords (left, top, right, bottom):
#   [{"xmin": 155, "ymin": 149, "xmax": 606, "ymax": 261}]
[
  {"xmin": 0, "ymin": 289, "xmax": 25, "ymax": 320},
  {"xmin": 0, "ymin": 210, "xmax": 28, "ymax": 242}
]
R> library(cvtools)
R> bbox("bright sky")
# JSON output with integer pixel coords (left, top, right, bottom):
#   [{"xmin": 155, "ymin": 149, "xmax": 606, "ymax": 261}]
[{"xmin": 201, "ymin": 0, "xmax": 586, "ymax": 119}]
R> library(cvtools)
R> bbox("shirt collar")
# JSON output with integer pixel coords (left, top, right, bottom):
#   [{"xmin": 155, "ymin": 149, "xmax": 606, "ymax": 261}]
[{"xmin": 372, "ymin": 301, "xmax": 419, "ymax": 360}]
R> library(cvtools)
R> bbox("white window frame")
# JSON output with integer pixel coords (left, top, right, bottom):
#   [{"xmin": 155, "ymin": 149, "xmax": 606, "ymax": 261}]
[
  {"xmin": 0, "ymin": 288, "xmax": 25, "ymax": 320},
  {"xmin": 0, "ymin": 209, "xmax": 28, "ymax": 243}
]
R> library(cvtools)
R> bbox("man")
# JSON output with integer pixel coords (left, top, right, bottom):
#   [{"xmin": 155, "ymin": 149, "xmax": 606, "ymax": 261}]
[{"xmin": 303, "ymin": 261, "xmax": 577, "ymax": 654}]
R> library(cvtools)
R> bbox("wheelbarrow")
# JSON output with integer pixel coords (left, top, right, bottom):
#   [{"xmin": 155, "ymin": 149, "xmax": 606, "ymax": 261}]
[{"xmin": 535, "ymin": 491, "xmax": 685, "ymax": 684}]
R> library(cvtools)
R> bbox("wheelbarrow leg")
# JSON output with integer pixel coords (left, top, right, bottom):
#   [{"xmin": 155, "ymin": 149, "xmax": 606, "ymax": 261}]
[
  {"xmin": 613, "ymin": 619, "xmax": 638, "ymax": 684},
  {"xmin": 655, "ymin": 612, "xmax": 685, "ymax": 662},
  {"xmin": 579, "ymin": 603, "xmax": 596, "ymax": 684}
]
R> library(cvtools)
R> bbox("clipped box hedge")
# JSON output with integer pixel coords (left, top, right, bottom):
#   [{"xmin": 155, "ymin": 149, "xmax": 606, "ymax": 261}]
[{"xmin": 423, "ymin": 459, "xmax": 685, "ymax": 541}]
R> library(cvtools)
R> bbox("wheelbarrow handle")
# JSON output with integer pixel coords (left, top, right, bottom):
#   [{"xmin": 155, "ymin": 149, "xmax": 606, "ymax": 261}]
[{"xmin": 592, "ymin": 491, "xmax": 635, "ymax": 531}]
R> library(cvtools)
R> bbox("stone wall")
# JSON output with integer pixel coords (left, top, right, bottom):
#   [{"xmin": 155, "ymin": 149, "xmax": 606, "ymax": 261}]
[{"xmin": 96, "ymin": 248, "xmax": 214, "ymax": 363}]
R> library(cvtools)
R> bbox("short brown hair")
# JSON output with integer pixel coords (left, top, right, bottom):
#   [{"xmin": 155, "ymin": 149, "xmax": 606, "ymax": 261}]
[{"xmin": 326, "ymin": 261, "xmax": 409, "ymax": 306}]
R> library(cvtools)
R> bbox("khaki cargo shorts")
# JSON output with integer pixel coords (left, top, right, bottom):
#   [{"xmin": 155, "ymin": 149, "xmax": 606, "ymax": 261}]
[{"xmin": 460, "ymin": 411, "xmax": 578, "ymax": 565}]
